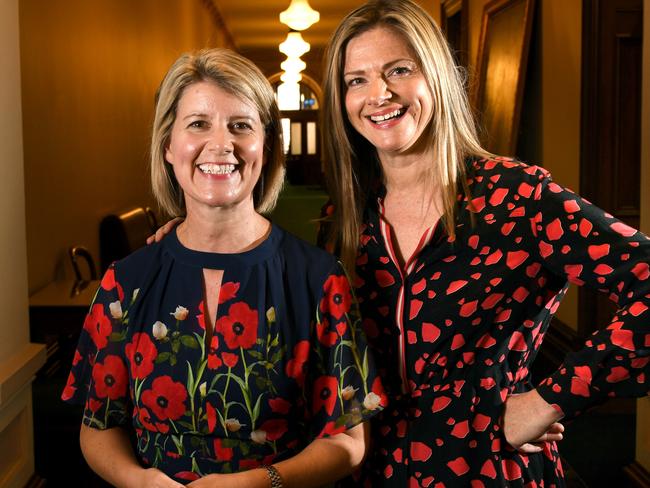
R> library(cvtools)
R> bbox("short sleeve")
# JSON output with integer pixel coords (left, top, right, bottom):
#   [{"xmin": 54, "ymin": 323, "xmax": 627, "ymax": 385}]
[
  {"xmin": 526, "ymin": 170, "xmax": 650, "ymax": 417},
  {"xmin": 305, "ymin": 262, "xmax": 387, "ymax": 438},
  {"xmin": 61, "ymin": 264, "xmax": 133, "ymax": 429}
]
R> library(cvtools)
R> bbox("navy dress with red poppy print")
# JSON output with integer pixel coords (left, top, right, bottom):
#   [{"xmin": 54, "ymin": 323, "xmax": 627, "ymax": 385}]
[
  {"xmin": 323, "ymin": 158, "xmax": 650, "ymax": 487},
  {"xmin": 63, "ymin": 225, "xmax": 386, "ymax": 483}
]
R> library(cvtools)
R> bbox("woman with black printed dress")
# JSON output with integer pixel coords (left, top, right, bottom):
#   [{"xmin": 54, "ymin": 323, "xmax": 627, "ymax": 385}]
[
  {"xmin": 317, "ymin": 0, "xmax": 650, "ymax": 486},
  {"xmin": 63, "ymin": 48, "xmax": 387, "ymax": 488}
]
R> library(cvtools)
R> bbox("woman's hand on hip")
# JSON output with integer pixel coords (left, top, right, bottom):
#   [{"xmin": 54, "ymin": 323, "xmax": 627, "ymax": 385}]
[{"xmin": 502, "ymin": 388, "xmax": 565, "ymax": 453}]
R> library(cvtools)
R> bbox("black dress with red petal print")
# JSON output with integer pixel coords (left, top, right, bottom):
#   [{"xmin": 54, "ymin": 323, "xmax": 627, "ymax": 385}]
[
  {"xmin": 326, "ymin": 158, "xmax": 650, "ymax": 487},
  {"xmin": 62, "ymin": 225, "xmax": 387, "ymax": 484}
]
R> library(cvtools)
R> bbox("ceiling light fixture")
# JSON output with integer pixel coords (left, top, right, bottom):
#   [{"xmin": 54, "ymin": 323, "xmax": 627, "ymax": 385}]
[
  {"xmin": 279, "ymin": 0, "xmax": 320, "ymax": 31},
  {"xmin": 279, "ymin": 31, "xmax": 310, "ymax": 58}
]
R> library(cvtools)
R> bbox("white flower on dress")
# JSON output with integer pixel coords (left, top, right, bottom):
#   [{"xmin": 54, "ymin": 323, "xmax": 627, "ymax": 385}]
[
  {"xmin": 341, "ymin": 385, "xmax": 358, "ymax": 401},
  {"xmin": 109, "ymin": 301, "xmax": 123, "ymax": 319},
  {"xmin": 266, "ymin": 306, "xmax": 276, "ymax": 323},
  {"xmin": 152, "ymin": 321, "xmax": 168, "ymax": 340},
  {"xmin": 225, "ymin": 418, "xmax": 243, "ymax": 432},
  {"xmin": 250, "ymin": 430, "xmax": 267, "ymax": 444},
  {"xmin": 363, "ymin": 392, "xmax": 381, "ymax": 411},
  {"xmin": 171, "ymin": 306, "xmax": 189, "ymax": 321},
  {"xmin": 199, "ymin": 382, "xmax": 207, "ymax": 397}
]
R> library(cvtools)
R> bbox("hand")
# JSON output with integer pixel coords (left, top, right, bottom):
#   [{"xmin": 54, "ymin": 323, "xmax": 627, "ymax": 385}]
[
  {"xmin": 146, "ymin": 217, "xmax": 183, "ymax": 244},
  {"xmin": 136, "ymin": 467, "xmax": 185, "ymax": 488},
  {"xmin": 187, "ymin": 470, "xmax": 265, "ymax": 488},
  {"xmin": 501, "ymin": 389, "xmax": 565, "ymax": 454}
]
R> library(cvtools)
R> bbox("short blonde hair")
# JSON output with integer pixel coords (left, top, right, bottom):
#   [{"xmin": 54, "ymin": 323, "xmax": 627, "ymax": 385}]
[
  {"xmin": 322, "ymin": 0, "xmax": 490, "ymax": 272},
  {"xmin": 151, "ymin": 48, "xmax": 285, "ymax": 217}
]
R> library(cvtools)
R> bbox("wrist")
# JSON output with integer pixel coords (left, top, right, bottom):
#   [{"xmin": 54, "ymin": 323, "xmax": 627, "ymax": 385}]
[
  {"xmin": 531, "ymin": 388, "xmax": 563, "ymax": 422},
  {"xmin": 263, "ymin": 465, "xmax": 283, "ymax": 488}
]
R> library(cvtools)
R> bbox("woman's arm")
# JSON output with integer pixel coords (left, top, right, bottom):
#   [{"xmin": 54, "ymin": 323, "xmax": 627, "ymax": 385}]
[
  {"xmin": 80, "ymin": 424, "xmax": 184, "ymax": 488},
  {"xmin": 187, "ymin": 422, "xmax": 369, "ymax": 488}
]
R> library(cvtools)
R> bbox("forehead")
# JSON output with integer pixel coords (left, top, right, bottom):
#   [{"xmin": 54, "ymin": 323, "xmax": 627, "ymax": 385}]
[
  {"xmin": 176, "ymin": 80, "xmax": 260, "ymax": 118},
  {"xmin": 344, "ymin": 26, "xmax": 416, "ymax": 68}
]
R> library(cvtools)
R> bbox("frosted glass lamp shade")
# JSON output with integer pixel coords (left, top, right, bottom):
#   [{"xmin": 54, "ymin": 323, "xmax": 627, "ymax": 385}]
[
  {"xmin": 279, "ymin": 0, "xmax": 320, "ymax": 31},
  {"xmin": 279, "ymin": 31, "xmax": 310, "ymax": 58}
]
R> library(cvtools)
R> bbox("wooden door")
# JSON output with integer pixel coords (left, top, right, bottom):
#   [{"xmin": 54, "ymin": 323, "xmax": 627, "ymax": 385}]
[{"xmin": 579, "ymin": 0, "xmax": 643, "ymax": 338}]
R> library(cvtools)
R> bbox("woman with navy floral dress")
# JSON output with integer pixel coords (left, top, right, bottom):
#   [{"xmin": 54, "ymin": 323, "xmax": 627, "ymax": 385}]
[
  {"xmin": 63, "ymin": 49, "xmax": 386, "ymax": 488},
  {"xmin": 315, "ymin": 0, "xmax": 650, "ymax": 486}
]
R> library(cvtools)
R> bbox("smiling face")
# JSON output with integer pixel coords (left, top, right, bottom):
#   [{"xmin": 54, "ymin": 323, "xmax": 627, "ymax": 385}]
[
  {"xmin": 165, "ymin": 80, "xmax": 265, "ymax": 214},
  {"xmin": 343, "ymin": 26, "xmax": 434, "ymax": 161}
]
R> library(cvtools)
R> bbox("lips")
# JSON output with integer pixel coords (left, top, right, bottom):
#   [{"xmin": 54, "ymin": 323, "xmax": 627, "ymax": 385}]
[
  {"xmin": 197, "ymin": 163, "xmax": 236, "ymax": 175},
  {"xmin": 367, "ymin": 107, "xmax": 406, "ymax": 124}
]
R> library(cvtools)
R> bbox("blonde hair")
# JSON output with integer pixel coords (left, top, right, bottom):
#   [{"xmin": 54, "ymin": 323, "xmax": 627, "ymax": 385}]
[
  {"xmin": 322, "ymin": 0, "xmax": 490, "ymax": 272},
  {"xmin": 151, "ymin": 48, "xmax": 285, "ymax": 217}
]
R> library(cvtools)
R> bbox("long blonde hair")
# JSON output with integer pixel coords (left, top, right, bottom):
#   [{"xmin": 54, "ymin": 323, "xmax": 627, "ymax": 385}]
[
  {"xmin": 322, "ymin": 0, "xmax": 490, "ymax": 272},
  {"xmin": 151, "ymin": 48, "xmax": 285, "ymax": 217}
]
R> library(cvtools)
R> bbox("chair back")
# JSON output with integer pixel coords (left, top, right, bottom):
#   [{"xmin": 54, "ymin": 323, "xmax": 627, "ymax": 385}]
[
  {"xmin": 68, "ymin": 246, "xmax": 98, "ymax": 281},
  {"xmin": 99, "ymin": 207, "xmax": 158, "ymax": 271}
]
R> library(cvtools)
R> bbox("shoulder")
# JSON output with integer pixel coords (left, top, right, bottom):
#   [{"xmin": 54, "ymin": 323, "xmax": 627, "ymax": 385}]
[
  {"xmin": 110, "ymin": 239, "xmax": 166, "ymax": 289},
  {"xmin": 469, "ymin": 157, "xmax": 551, "ymax": 185},
  {"xmin": 466, "ymin": 157, "xmax": 552, "ymax": 205},
  {"xmin": 275, "ymin": 226, "xmax": 340, "ymax": 287}
]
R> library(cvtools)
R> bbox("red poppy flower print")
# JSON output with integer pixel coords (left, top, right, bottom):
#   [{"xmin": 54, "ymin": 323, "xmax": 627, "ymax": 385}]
[
  {"xmin": 214, "ymin": 438, "xmax": 233, "ymax": 461},
  {"xmin": 316, "ymin": 318, "xmax": 338, "ymax": 346},
  {"xmin": 269, "ymin": 397, "xmax": 291, "ymax": 414},
  {"xmin": 320, "ymin": 274, "xmax": 352, "ymax": 320},
  {"xmin": 218, "ymin": 281, "xmax": 240, "ymax": 304},
  {"xmin": 141, "ymin": 376, "xmax": 188, "ymax": 421},
  {"xmin": 197, "ymin": 300, "xmax": 206, "ymax": 330},
  {"xmin": 259, "ymin": 418, "xmax": 288, "ymax": 441},
  {"xmin": 318, "ymin": 420, "xmax": 347, "ymax": 438},
  {"xmin": 175, "ymin": 472, "xmax": 200, "ymax": 482},
  {"xmin": 125, "ymin": 333, "xmax": 157, "ymax": 379},
  {"xmin": 92, "ymin": 355, "xmax": 128, "ymax": 400},
  {"xmin": 207, "ymin": 335, "xmax": 223, "ymax": 370},
  {"xmin": 100, "ymin": 267, "xmax": 124, "ymax": 301},
  {"xmin": 286, "ymin": 340, "xmax": 310, "ymax": 385},
  {"xmin": 61, "ymin": 372, "xmax": 76, "ymax": 401},
  {"xmin": 215, "ymin": 301, "xmax": 259, "ymax": 349},
  {"xmin": 87, "ymin": 398, "xmax": 102, "ymax": 413},
  {"xmin": 222, "ymin": 352, "xmax": 239, "ymax": 368},
  {"xmin": 206, "ymin": 402, "xmax": 217, "ymax": 432},
  {"xmin": 136, "ymin": 406, "xmax": 169, "ymax": 433},
  {"xmin": 84, "ymin": 304, "xmax": 112, "ymax": 350},
  {"xmin": 313, "ymin": 375, "xmax": 339, "ymax": 416}
]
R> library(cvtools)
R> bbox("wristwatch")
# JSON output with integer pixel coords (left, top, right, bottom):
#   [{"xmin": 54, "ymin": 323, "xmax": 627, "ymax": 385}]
[{"xmin": 264, "ymin": 465, "xmax": 283, "ymax": 488}]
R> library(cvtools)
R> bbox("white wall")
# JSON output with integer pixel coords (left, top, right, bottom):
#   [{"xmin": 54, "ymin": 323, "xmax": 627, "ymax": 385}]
[
  {"xmin": 0, "ymin": 0, "xmax": 42, "ymax": 485},
  {"xmin": 0, "ymin": 0, "xmax": 29, "ymax": 360}
]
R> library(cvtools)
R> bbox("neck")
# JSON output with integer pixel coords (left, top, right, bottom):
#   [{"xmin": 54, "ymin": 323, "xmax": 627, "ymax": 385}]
[
  {"xmin": 178, "ymin": 203, "xmax": 270, "ymax": 254},
  {"xmin": 380, "ymin": 149, "xmax": 437, "ymax": 195}
]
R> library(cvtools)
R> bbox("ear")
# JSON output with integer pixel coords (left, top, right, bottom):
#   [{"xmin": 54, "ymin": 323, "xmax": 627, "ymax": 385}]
[{"xmin": 164, "ymin": 145, "xmax": 174, "ymax": 165}]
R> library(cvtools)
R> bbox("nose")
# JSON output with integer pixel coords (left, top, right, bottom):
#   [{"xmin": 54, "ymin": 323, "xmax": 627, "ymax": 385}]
[
  {"xmin": 367, "ymin": 77, "xmax": 392, "ymax": 106},
  {"xmin": 205, "ymin": 126, "xmax": 233, "ymax": 154}
]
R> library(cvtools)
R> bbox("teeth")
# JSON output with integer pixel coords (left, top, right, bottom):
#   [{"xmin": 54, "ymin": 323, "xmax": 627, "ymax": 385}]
[
  {"xmin": 370, "ymin": 109, "xmax": 404, "ymax": 122},
  {"xmin": 198, "ymin": 163, "xmax": 236, "ymax": 175}
]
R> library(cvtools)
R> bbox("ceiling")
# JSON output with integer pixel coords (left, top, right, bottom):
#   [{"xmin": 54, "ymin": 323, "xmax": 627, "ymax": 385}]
[{"xmin": 217, "ymin": 0, "xmax": 367, "ymax": 50}]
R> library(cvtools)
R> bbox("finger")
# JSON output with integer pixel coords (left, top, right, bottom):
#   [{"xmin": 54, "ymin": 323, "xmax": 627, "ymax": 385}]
[
  {"xmin": 516, "ymin": 442, "xmax": 543, "ymax": 454},
  {"xmin": 549, "ymin": 422, "xmax": 565, "ymax": 433}
]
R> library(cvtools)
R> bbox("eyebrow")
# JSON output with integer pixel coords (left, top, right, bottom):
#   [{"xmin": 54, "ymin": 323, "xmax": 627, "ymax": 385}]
[
  {"xmin": 343, "ymin": 58, "xmax": 416, "ymax": 77},
  {"xmin": 180, "ymin": 113, "xmax": 257, "ymax": 121}
]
